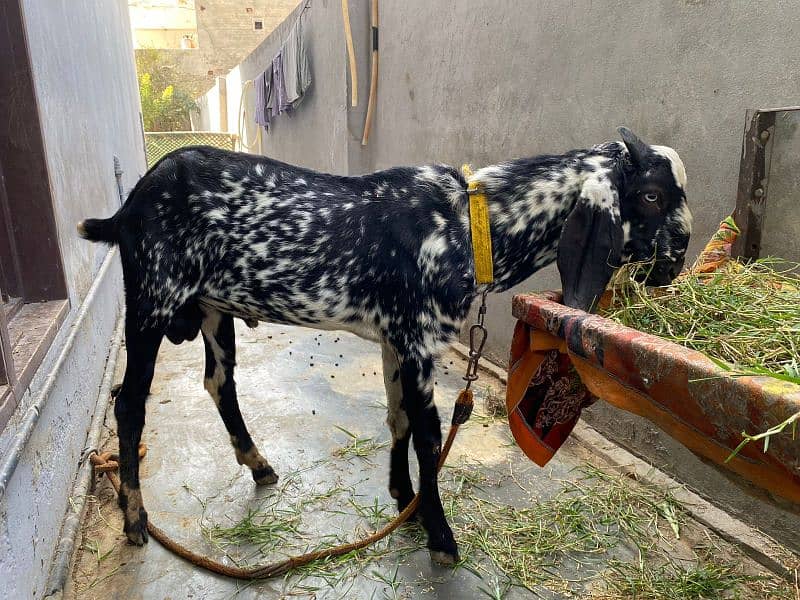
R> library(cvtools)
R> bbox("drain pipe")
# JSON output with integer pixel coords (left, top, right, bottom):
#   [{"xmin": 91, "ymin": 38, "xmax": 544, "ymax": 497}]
[
  {"xmin": 44, "ymin": 320, "xmax": 123, "ymax": 600},
  {"xmin": 113, "ymin": 155, "xmax": 125, "ymax": 206}
]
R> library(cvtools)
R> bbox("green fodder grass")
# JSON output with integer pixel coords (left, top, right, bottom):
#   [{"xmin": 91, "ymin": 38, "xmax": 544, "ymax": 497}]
[
  {"xmin": 599, "ymin": 559, "xmax": 761, "ymax": 600},
  {"xmin": 603, "ymin": 258, "xmax": 800, "ymax": 384}
]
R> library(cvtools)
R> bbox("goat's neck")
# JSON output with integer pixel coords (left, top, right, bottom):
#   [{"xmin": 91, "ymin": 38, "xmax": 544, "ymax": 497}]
[{"xmin": 473, "ymin": 145, "xmax": 622, "ymax": 292}]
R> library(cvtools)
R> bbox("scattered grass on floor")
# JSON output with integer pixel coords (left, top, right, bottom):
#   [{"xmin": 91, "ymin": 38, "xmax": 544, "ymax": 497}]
[
  {"xmin": 199, "ymin": 458, "xmax": 352, "ymax": 563},
  {"xmin": 84, "ymin": 565, "xmax": 122, "ymax": 592},
  {"xmin": 442, "ymin": 464, "xmax": 687, "ymax": 594},
  {"xmin": 332, "ymin": 425, "xmax": 389, "ymax": 461},
  {"xmin": 200, "ymin": 457, "xmax": 782, "ymax": 599},
  {"xmin": 483, "ymin": 385, "xmax": 507, "ymax": 419},
  {"xmin": 598, "ymin": 559, "xmax": 762, "ymax": 600},
  {"xmin": 205, "ymin": 503, "xmax": 303, "ymax": 556},
  {"xmin": 477, "ymin": 575, "xmax": 513, "ymax": 600},
  {"xmin": 368, "ymin": 565, "xmax": 403, "ymax": 600},
  {"xmin": 80, "ymin": 538, "xmax": 114, "ymax": 565}
]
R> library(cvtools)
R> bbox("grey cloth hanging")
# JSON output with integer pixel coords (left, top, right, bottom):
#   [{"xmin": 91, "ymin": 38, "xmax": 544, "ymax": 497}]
[
  {"xmin": 272, "ymin": 50, "xmax": 291, "ymax": 115},
  {"xmin": 254, "ymin": 68, "xmax": 273, "ymax": 129},
  {"xmin": 283, "ymin": 11, "xmax": 312, "ymax": 108}
]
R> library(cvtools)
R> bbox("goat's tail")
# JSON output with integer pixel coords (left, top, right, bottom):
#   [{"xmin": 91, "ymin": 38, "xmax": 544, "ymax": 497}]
[{"xmin": 77, "ymin": 216, "xmax": 118, "ymax": 244}]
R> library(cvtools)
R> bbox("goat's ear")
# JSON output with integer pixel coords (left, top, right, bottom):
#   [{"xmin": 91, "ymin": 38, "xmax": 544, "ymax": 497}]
[
  {"xmin": 557, "ymin": 184, "xmax": 624, "ymax": 312},
  {"xmin": 618, "ymin": 126, "xmax": 647, "ymax": 167}
]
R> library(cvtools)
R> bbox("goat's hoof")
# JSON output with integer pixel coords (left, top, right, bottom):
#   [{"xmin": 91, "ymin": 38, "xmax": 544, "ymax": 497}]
[
  {"xmin": 429, "ymin": 549, "xmax": 459, "ymax": 566},
  {"xmin": 123, "ymin": 508, "xmax": 149, "ymax": 545},
  {"xmin": 428, "ymin": 534, "xmax": 459, "ymax": 566},
  {"xmin": 252, "ymin": 465, "xmax": 279, "ymax": 485}
]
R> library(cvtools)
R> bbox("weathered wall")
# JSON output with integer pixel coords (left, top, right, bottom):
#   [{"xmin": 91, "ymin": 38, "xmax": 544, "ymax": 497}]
[
  {"xmin": 197, "ymin": 0, "xmax": 800, "ymax": 548},
  {"xmin": 0, "ymin": 2, "xmax": 143, "ymax": 597},
  {"xmin": 23, "ymin": 1, "xmax": 145, "ymax": 303},
  {"xmin": 761, "ymin": 110, "xmax": 800, "ymax": 264}
]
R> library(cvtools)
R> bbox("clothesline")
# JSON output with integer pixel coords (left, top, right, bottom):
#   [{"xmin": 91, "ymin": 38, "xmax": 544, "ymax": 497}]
[
  {"xmin": 252, "ymin": 2, "xmax": 312, "ymax": 132},
  {"xmin": 283, "ymin": 0, "xmax": 312, "ymax": 44}
]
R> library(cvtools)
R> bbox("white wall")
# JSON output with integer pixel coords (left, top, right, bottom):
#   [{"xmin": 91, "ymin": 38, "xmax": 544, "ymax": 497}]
[{"xmin": 0, "ymin": 2, "xmax": 144, "ymax": 597}]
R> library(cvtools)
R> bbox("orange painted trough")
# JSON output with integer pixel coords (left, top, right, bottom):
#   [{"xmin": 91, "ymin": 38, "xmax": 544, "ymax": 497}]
[{"xmin": 507, "ymin": 290, "xmax": 800, "ymax": 508}]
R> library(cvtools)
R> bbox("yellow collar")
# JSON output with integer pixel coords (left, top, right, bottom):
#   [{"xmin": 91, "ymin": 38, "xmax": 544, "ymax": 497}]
[{"xmin": 461, "ymin": 165, "xmax": 494, "ymax": 285}]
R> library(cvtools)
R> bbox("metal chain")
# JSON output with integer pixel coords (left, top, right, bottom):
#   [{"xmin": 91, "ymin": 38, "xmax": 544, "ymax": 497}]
[{"xmin": 463, "ymin": 290, "xmax": 489, "ymax": 390}]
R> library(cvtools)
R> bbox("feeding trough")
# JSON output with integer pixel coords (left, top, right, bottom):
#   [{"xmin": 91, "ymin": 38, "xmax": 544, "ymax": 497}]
[
  {"xmin": 506, "ymin": 289, "xmax": 800, "ymax": 508},
  {"xmin": 507, "ymin": 106, "xmax": 800, "ymax": 509}
]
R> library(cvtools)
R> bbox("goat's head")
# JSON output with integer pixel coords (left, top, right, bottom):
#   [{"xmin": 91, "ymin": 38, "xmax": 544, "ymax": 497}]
[{"xmin": 558, "ymin": 127, "xmax": 692, "ymax": 312}]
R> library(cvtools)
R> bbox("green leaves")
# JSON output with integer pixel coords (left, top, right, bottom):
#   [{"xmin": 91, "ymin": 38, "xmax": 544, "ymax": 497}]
[{"xmin": 135, "ymin": 49, "xmax": 198, "ymax": 131}]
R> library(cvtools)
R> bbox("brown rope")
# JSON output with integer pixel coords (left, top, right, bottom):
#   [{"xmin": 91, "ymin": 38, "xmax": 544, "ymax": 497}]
[{"xmin": 89, "ymin": 389, "xmax": 474, "ymax": 580}]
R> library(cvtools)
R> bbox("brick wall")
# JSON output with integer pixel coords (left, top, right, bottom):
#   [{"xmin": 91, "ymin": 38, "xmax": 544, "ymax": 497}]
[{"xmin": 135, "ymin": 0, "xmax": 300, "ymax": 97}]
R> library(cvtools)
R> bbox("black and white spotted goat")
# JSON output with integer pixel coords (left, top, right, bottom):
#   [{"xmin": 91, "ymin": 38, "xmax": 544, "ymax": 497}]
[{"xmin": 79, "ymin": 127, "xmax": 691, "ymax": 564}]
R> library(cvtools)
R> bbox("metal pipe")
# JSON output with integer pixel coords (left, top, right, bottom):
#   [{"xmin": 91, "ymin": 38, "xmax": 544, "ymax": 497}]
[
  {"xmin": 44, "ymin": 319, "xmax": 123, "ymax": 599},
  {"xmin": 0, "ymin": 247, "xmax": 118, "ymax": 502},
  {"xmin": 113, "ymin": 155, "xmax": 125, "ymax": 206}
]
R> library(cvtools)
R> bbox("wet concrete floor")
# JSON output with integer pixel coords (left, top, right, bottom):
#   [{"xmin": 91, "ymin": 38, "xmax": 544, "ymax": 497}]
[{"xmin": 67, "ymin": 322, "xmax": 789, "ymax": 599}]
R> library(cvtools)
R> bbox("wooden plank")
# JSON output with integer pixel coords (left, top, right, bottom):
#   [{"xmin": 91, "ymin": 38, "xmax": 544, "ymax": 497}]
[
  {"xmin": 9, "ymin": 299, "xmax": 69, "ymax": 395},
  {"xmin": 0, "ymin": 160, "xmax": 23, "ymax": 301}
]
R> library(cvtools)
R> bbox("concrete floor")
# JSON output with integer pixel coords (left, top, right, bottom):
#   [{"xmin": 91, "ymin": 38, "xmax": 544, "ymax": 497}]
[{"xmin": 67, "ymin": 322, "xmax": 790, "ymax": 599}]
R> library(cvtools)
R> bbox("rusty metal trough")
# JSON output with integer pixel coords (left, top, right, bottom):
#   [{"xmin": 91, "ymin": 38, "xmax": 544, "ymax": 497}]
[{"xmin": 507, "ymin": 290, "xmax": 800, "ymax": 508}]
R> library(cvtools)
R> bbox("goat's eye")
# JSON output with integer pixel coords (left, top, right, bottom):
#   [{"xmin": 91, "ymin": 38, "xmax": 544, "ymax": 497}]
[{"xmin": 643, "ymin": 192, "xmax": 659, "ymax": 203}]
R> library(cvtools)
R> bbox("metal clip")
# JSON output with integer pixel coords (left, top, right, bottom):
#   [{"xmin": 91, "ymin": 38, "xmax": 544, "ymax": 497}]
[{"xmin": 463, "ymin": 290, "xmax": 489, "ymax": 390}]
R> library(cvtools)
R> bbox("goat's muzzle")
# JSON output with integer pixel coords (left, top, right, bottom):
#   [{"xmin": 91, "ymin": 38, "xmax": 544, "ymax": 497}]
[{"xmin": 640, "ymin": 256, "xmax": 685, "ymax": 287}]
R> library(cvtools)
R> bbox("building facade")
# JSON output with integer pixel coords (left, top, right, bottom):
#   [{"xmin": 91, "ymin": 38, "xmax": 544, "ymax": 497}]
[{"xmin": 129, "ymin": 0, "xmax": 300, "ymax": 95}]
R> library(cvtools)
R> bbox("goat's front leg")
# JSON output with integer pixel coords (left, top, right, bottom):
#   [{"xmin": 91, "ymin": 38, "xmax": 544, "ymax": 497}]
[
  {"xmin": 400, "ymin": 354, "xmax": 458, "ymax": 565},
  {"xmin": 381, "ymin": 341, "xmax": 415, "ymax": 517},
  {"xmin": 115, "ymin": 321, "xmax": 163, "ymax": 545},
  {"xmin": 201, "ymin": 308, "xmax": 278, "ymax": 485}
]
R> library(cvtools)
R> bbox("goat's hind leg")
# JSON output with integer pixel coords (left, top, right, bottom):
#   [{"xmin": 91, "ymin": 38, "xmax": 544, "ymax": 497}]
[
  {"xmin": 115, "ymin": 319, "xmax": 163, "ymax": 545},
  {"xmin": 201, "ymin": 308, "xmax": 278, "ymax": 485},
  {"xmin": 400, "ymin": 353, "xmax": 458, "ymax": 565},
  {"xmin": 381, "ymin": 341, "xmax": 416, "ymax": 518}
]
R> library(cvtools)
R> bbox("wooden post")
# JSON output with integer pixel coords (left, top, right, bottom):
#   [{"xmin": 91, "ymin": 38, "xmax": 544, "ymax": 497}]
[{"xmin": 361, "ymin": 0, "xmax": 379, "ymax": 145}]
